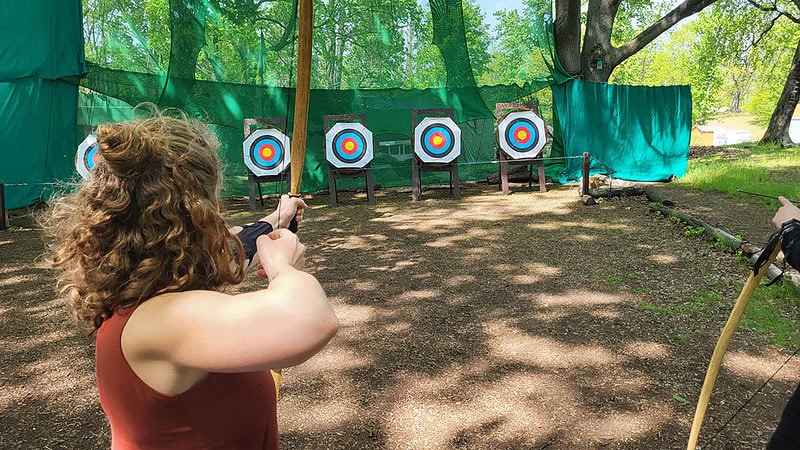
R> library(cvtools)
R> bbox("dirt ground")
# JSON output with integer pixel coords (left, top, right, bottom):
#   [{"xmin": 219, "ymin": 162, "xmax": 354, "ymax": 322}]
[{"xmin": 2, "ymin": 182, "xmax": 799, "ymax": 449}]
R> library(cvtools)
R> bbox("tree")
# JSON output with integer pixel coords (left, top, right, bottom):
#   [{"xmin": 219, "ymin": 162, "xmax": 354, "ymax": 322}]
[
  {"xmin": 746, "ymin": 0, "xmax": 800, "ymax": 145},
  {"xmin": 553, "ymin": 0, "xmax": 718, "ymax": 82}
]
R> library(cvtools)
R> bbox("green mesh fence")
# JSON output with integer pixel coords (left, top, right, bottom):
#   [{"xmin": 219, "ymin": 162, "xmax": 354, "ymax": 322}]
[
  {"xmin": 1, "ymin": 0, "xmax": 692, "ymax": 210},
  {"xmin": 68, "ymin": 0, "xmax": 566, "ymax": 203}
]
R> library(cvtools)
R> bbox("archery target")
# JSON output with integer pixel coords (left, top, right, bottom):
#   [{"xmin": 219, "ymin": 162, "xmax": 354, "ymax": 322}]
[
  {"xmin": 413, "ymin": 117, "xmax": 461, "ymax": 164},
  {"xmin": 497, "ymin": 111, "xmax": 546, "ymax": 159},
  {"xmin": 76, "ymin": 134, "xmax": 99, "ymax": 179},
  {"xmin": 325, "ymin": 122, "xmax": 374, "ymax": 169},
  {"xmin": 242, "ymin": 128, "xmax": 291, "ymax": 177}
]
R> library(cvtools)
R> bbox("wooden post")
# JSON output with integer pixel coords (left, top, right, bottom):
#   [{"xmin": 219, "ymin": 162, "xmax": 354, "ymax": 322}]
[
  {"xmin": 581, "ymin": 152, "xmax": 590, "ymax": 194},
  {"xmin": 0, "ymin": 183, "xmax": 7, "ymax": 230}
]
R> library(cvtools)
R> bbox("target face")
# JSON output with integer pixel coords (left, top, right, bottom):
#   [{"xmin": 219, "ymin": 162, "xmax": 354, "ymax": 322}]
[
  {"xmin": 413, "ymin": 117, "xmax": 461, "ymax": 163},
  {"xmin": 242, "ymin": 128, "xmax": 291, "ymax": 177},
  {"xmin": 497, "ymin": 111, "xmax": 546, "ymax": 159},
  {"xmin": 325, "ymin": 122, "xmax": 374, "ymax": 169},
  {"xmin": 76, "ymin": 134, "xmax": 99, "ymax": 179}
]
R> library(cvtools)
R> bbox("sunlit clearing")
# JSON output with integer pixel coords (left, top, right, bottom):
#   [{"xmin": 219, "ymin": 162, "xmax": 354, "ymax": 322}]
[
  {"xmin": 649, "ymin": 254, "xmax": 679, "ymax": 264},
  {"xmin": 445, "ymin": 275, "xmax": 476, "ymax": 287},
  {"xmin": 533, "ymin": 290, "xmax": 628, "ymax": 307},
  {"xmin": 386, "ymin": 370, "xmax": 579, "ymax": 449},
  {"xmin": 724, "ymin": 350, "xmax": 800, "ymax": 383},
  {"xmin": 485, "ymin": 321, "xmax": 620, "ymax": 368},
  {"xmin": 392, "ymin": 290, "xmax": 441, "ymax": 303},
  {"xmin": 333, "ymin": 304, "xmax": 376, "ymax": 327},
  {"xmin": 623, "ymin": 342, "xmax": 670, "ymax": 359}
]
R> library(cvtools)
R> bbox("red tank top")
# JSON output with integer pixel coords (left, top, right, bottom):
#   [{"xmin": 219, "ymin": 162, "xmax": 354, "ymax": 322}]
[{"xmin": 95, "ymin": 308, "xmax": 279, "ymax": 450}]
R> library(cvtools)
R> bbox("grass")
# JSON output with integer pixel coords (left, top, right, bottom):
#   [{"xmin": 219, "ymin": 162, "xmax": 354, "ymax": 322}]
[
  {"xmin": 640, "ymin": 283, "xmax": 800, "ymax": 348},
  {"xmin": 676, "ymin": 143, "xmax": 800, "ymax": 205},
  {"xmin": 742, "ymin": 282, "xmax": 800, "ymax": 348},
  {"xmin": 639, "ymin": 290, "xmax": 722, "ymax": 317}
]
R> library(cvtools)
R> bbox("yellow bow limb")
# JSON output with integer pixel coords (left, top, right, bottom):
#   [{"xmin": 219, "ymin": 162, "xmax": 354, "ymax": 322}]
[
  {"xmin": 686, "ymin": 240, "xmax": 782, "ymax": 449},
  {"xmin": 271, "ymin": 0, "xmax": 313, "ymax": 399}
]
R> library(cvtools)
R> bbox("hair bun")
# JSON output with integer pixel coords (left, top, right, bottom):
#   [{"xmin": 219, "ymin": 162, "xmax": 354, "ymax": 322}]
[{"xmin": 96, "ymin": 123, "xmax": 150, "ymax": 178}]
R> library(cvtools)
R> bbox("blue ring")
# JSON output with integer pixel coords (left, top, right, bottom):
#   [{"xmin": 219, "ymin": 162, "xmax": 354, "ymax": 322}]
[
  {"xmin": 251, "ymin": 136, "xmax": 283, "ymax": 170},
  {"xmin": 334, "ymin": 131, "xmax": 365, "ymax": 161},
  {"xmin": 423, "ymin": 126, "xmax": 453, "ymax": 156}
]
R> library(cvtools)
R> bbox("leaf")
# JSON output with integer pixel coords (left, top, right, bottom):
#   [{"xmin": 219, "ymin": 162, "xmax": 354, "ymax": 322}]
[{"xmin": 673, "ymin": 394, "xmax": 688, "ymax": 404}]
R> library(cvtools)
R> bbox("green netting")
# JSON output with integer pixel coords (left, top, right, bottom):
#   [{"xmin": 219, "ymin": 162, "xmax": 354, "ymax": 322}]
[
  {"xmin": 69, "ymin": 0, "xmax": 568, "ymax": 198},
  {"xmin": 548, "ymin": 80, "xmax": 692, "ymax": 183},
  {"xmin": 2, "ymin": 0, "xmax": 695, "ymax": 210}
]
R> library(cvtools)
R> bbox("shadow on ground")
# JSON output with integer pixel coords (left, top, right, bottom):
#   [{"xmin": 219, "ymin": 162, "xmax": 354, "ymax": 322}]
[{"xmin": 1, "ymin": 183, "xmax": 797, "ymax": 449}]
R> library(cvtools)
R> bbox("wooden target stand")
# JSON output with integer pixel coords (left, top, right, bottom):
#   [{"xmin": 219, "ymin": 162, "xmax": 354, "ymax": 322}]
[
  {"xmin": 243, "ymin": 118, "xmax": 289, "ymax": 212},
  {"xmin": 496, "ymin": 102, "xmax": 548, "ymax": 195},
  {"xmin": 411, "ymin": 108, "xmax": 460, "ymax": 201},
  {"xmin": 323, "ymin": 114, "xmax": 376, "ymax": 207}
]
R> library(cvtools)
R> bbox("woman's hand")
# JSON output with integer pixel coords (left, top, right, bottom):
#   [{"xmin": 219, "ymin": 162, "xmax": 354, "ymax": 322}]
[
  {"xmin": 772, "ymin": 196, "xmax": 800, "ymax": 229},
  {"xmin": 255, "ymin": 229, "xmax": 306, "ymax": 281},
  {"xmin": 260, "ymin": 195, "xmax": 307, "ymax": 230}
]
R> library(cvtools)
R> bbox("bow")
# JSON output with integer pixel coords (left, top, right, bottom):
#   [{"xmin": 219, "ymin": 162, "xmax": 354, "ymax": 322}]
[
  {"xmin": 686, "ymin": 237, "xmax": 783, "ymax": 449},
  {"xmin": 270, "ymin": 0, "xmax": 314, "ymax": 397}
]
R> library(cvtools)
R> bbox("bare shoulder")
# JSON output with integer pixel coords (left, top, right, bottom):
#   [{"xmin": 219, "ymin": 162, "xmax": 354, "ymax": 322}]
[{"xmin": 123, "ymin": 290, "xmax": 230, "ymax": 359}]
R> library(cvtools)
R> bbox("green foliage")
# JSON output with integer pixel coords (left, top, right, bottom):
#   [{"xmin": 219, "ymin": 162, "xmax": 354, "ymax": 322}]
[
  {"xmin": 611, "ymin": 0, "xmax": 800, "ymax": 127},
  {"xmin": 684, "ymin": 225, "xmax": 705, "ymax": 237},
  {"xmin": 676, "ymin": 144, "xmax": 800, "ymax": 202},
  {"xmin": 741, "ymin": 282, "xmax": 800, "ymax": 348}
]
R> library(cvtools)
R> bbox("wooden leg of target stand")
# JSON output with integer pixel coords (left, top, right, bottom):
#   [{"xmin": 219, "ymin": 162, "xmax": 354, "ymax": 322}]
[
  {"xmin": 451, "ymin": 162, "xmax": 460, "ymax": 200},
  {"xmin": 365, "ymin": 167, "xmax": 376, "ymax": 205},
  {"xmin": 247, "ymin": 174, "xmax": 258, "ymax": 213},
  {"xmin": 412, "ymin": 157, "xmax": 421, "ymax": 201},
  {"xmin": 500, "ymin": 158, "xmax": 510, "ymax": 195},
  {"xmin": 0, "ymin": 183, "xmax": 7, "ymax": 231},
  {"xmin": 328, "ymin": 170, "xmax": 337, "ymax": 208}
]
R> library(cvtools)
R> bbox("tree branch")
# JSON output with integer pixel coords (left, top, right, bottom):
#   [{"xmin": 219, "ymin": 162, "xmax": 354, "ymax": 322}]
[
  {"xmin": 745, "ymin": 13, "xmax": 781, "ymax": 52},
  {"xmin": 611, "ymin": 0, "xmax": 716, "ymax": 65},
  {"xmin": 746, "ymin": 0, "xmax": 800, "ymax": 23}
]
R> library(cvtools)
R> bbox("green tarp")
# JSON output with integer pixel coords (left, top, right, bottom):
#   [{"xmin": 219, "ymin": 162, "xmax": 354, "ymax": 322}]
[
  {"xmin": 0, "ymin": 1, "xmax": 85, "ymax": 80},
  {"xmin": 549, "ymin": 79, "xmax": 692, "ymax": 182},
  {"xmin": 0, "ymin": 79, "xmax": 80, "ymax": 208},
  {"xmin": 0, "ymin": 0, "xmax": 85, "ymax": 209}
]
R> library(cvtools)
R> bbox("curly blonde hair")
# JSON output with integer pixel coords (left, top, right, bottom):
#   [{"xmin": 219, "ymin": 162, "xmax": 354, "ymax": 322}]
[{"xmin": 45, "ymin": 113, "xmax": 244, "ymax": 332}]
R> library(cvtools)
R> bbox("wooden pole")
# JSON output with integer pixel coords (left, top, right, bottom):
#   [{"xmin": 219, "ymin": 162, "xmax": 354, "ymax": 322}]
[
  {"xmin": 289, "ymin": 0, "xmax": 313, "ymax": 196},
  {"xmin": 581, "ymin": 152, "xmax": 590, "ymax": 194},
  {"xmin": 0, "ymin": 184, "xmax": 7, "ymax": 230}
]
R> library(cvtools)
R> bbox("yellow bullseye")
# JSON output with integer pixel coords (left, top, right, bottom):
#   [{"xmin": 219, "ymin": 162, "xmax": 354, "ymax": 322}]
[
  {"xmin": 516, "ymin": 130, "xmax": 528, "ymax": 140},
  {"xmin": 344, "ymin": 141, "xmax": 355, "ymax": 151},
  {"xmin": 432, "ymin": 135, "xmax": 444, "ymax": 146}
]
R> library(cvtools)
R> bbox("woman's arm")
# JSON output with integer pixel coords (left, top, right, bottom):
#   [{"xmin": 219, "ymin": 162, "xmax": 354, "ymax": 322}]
[{"xmin": 124, "ymin": 230, "xmax": 338, "ymax": 373}]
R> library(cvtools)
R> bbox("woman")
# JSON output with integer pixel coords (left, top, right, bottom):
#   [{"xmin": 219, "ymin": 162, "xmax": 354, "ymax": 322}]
[
  {"xmin": 768, "ymin": 196, "xmax": 800, "ymax": 449},
  {"xmin": 46, "ymin": 113, "xmax": 338, "ymax": 449}
]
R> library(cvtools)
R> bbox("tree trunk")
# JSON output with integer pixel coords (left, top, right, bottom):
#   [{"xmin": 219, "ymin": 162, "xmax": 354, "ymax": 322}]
[
  {"xmin": 760, "ymin": 38, "xmax": 800, "ymax": 147},
  {"xmin": 553, "ymin": 0, "xmax": 581, "ymax": 76},
  {"xmin": 158, "ymin": 0, "xmax": 206, "ymax": 108},
  {"xmin": 580, "ymin": 0, "xmax": 621, "ymax": 82},
  {"xmin": 554, "ymin": 0, "xmax": 716, "ymax": 82}
]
